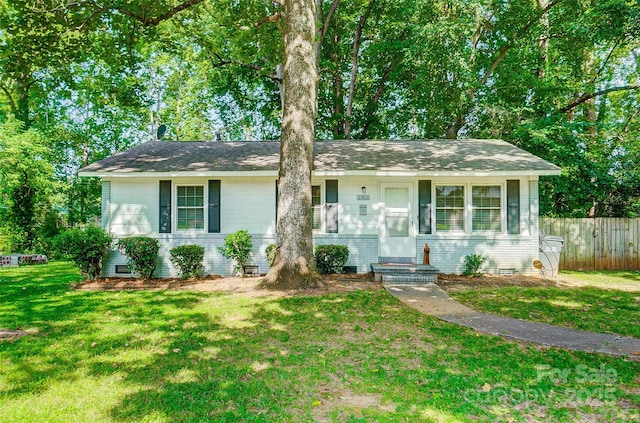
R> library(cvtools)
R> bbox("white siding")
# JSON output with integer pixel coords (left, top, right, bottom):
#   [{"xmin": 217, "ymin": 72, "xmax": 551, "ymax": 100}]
[
  {"xmin": 101, "ymin": 174, "xmax": 542, "ymax": 277},
  {"xmin": 519, "ymin": 176, "xmax": 531, "ymax": 236},
  {"xmin": 101, "ymin": 181, "xmax": 110, "ymax": 230},
  {"xmin": 106, "ymin": 177, "xmax": 277, "ymax": 236},
  {"xmin": 108, "ymin": 178, "xmax": 157, "ymax": 235},
  {"xmin": 529, "ymin": 178, "xmax": 540, "ymax": 237},
  {"xmin": 417, "ymin": 234, "xmax": 539, "ymax": 275},
  {"xmin": 329, "ymin": 177, "xmax": 380, "ymax": 235},
  {"xmin": 221, "ymin": 177, "xmax": 276, "ymax": 234}
]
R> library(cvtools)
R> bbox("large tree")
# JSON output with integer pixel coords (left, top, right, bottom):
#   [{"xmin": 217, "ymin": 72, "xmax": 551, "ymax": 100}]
[
  {"xmin": 0, "ymin": 118, "xmax": 56, "ymax": 251},
  {"xmin": 259, "ymin": 0, "xmax": 324, "ymax": 289},
  {"xmin": 2, "ymin": 0, "xmax": 640, "ymax": 256},
  {"xmin": 16, "ymin": 0, "xmax": 325, "ymax": 287}
]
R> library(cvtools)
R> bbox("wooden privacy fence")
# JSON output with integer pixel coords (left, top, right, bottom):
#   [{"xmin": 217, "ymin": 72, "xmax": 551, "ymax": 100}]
[{"xmin": 540, "ymin": 218, "xmax": 640, "ymax": 270}]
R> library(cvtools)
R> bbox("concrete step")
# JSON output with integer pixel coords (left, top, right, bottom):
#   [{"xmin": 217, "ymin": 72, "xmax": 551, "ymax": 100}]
[
  {"xmin": 371, "ymin": 263, "xmax": 439, "ymax": 283},
  {"xmin": 381, "ymin": 274, "xmax": 437, "ymax": 284}
]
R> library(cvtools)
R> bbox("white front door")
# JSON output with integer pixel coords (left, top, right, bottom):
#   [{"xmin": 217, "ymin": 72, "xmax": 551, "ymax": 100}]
[{"xmin": 379, "ymin": 183, "xmax": 415, "ymax": 259}]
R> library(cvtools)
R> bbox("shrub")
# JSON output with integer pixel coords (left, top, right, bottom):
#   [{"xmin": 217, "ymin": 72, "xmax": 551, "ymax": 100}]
[
  {"xmin": 266, "ymin": 243, "xmax": 277, "ymax": 266},
  {"xmin": 0, "ymin": 228, "xmax": 11, "ymax": 255},
  {"xmin": 218, "ymin": 230, "xmax": 253, "ymax": 276},
  {"xmin": 117, "ymin": 237, "xmax": 160, "ymax": 280},
  {"xmin": 462, "ymin": 254, "xmax": 485, "ymax": 277},
  {"xmin": 170, "ymin": 244, "xmax": 205, "ymax": 279},
  {"xmin": 315, "ymin": 244, "xmax": 349, "ymax": 275},
  {"xmin": 52, "ymin": 226, "xmax": 113, "ymax": 279}
]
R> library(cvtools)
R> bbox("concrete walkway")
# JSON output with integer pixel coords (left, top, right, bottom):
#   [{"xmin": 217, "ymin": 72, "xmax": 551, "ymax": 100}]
[{"xmin": 384, "ymin": 283, "xmax": 640, "ymax": 360}]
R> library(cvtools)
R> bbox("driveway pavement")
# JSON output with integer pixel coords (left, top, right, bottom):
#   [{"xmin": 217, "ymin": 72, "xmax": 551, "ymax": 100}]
[{"xmin": 384, "ymin": 283, "xmax": 640, "ymax": 360}]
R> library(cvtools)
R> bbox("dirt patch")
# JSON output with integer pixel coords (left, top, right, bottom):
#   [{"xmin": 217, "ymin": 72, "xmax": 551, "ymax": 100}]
[
  {"xmin": 76, "ymin": 275, "xmax": 223, "ymax": 291},
  {"xmin": 0, "ymin": 328, "xmax": 37, "ymax": 340},
  {"xmin": 437, "ymin": 273, "xmax": 554, "ymax": 293},
  {"xmin": 311, "ymin": 391, "xmax": 396, "ymax": 423}
]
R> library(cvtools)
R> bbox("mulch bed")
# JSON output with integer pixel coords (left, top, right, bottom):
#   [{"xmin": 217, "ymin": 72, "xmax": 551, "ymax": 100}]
[
  {"xmin": 74, "ymin": 271, "xmax": 550, "ymax": 294},
  {"xmin": 75, "ymin": 272, "xmax": 381, "ymax": 293},
  {"xmin": 75, "ymin": 275, "xmax": 224, "ymax": 290}
]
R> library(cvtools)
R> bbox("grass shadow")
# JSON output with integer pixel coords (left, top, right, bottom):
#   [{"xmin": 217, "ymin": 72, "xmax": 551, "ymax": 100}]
[{"xmin": 1, "ymin": 264, "xmax": 639, "ymax": 422}]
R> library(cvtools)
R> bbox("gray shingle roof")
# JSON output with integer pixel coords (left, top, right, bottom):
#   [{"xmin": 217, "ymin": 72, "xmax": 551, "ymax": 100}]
[{"xmin": 78, "ymin": 139, "xmax": 560, "ymax": 176}]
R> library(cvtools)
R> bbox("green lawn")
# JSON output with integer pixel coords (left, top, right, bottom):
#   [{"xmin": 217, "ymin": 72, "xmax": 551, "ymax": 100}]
[
  {"xmin": 1, "ymin": 263, "xmax": 639, "ymax": 422},
  {"xmin": 452, "ymin": 271, "xmax": 640, "ymax": 339},
  {"xmin": 559, "ymin": 270, "xmax": 640, "ymax": 292}
]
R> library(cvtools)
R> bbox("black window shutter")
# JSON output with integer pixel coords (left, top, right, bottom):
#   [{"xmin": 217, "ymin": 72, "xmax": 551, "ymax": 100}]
[
  {"xmin": 326, "ymin": 180, "xmax": 338, "ymax": 233},
  {"xmin": 507, "ymin": 180, "xmax": 520, "ymax": 234},
  {"xmin": 418, "ymin": 180, "xmax": 432, "ymax": 234},
  {"xmin": 159, "ymin": 180, "xmax": 171, "ymax": 233},
  {"xmin": 208, "ymin": 180, "xmax": 221, "ymax": 233}
]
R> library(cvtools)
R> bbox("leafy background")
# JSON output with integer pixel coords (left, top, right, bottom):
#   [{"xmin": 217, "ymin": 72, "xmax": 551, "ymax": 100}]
[{"xmin": 0, "ymin": 0, "xmax": 639, "ymax": 251}]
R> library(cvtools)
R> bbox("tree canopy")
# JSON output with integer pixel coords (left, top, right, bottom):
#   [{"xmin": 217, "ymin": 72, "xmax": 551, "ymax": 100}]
[{"xmin": 0, "ymin": 0, "xmax": 639, "ymax": 255}]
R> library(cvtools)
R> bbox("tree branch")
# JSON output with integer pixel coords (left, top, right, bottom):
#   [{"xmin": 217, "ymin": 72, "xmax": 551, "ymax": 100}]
[
  {"xmin": 623, "ymin": 106, "xmax": 640, "ymax": 133},
  {"xmin": 447, "ymin": 0, "xmax": 563, "ymax": 138},
  {"xmin": 207, "ymin": 52, "xmax": 282, "ymax": 84},
  {"xmin": 0, "ymin": 83, "xmax": 17, "ymax": 117},
  {"xmin": 78, "ymin": 9, "xmax": 106, "ymax": 30},
  {"xmin": 590, "ymin": 40, "xmax": 620, "ymax": 84},
  {"xmin": 345, "ymin": 0, "xmax": 375, "ymax": 138},
  {"xmin": 69, "ymin": 0, "xmax": 206, "ymax": 27},
  {"xmin": 138, "ymin": 0, "xmax": 206, "ymax": 26},
  {"xmin": 471, "ymin": 7, "xmax": 496, "ymax": 60},
  {"xmin": 361, "ymin": 54, "xmax": 398, "ymax": 139},
  {"xmin": 477, "ymin": 0, "xmax": 563, "ymax": 88},
  {"xmin": 314, "ymin": 0, "xmax": 340, "ymax": 69},
  {"xmin": 42, "ymin": 0, "xmax": 205, "ymax": 29},
  {"xmin": 558, "ymin": 84, "xmax": 640, "ymax": 114},
  {"xmin": 320, "ymin": 0, "xmax": 340, "ymax": 45},
  {"xmin": 255, "ymin": 13, "xmax": 282, "ymax": 29}
]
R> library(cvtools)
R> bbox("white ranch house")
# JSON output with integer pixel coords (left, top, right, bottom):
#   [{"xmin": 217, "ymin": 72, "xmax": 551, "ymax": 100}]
[{"xmin": 78, "ymin": 139, "xmax": 561, "ymax": 278}]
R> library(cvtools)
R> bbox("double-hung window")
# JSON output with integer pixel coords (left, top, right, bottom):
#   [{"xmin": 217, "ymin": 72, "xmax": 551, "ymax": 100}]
[
  {"xmin": 435, "ymin": 185, "xmax": 465, "ymax": 231},
  {"xmin": 177, "ymin": 185, "xmax": 204, "ymax": 230},
  {"xmin": 423, "ymin": 180, "xmax": 517, "ymax": 234},
  {"xmin": 309, "ymin": 181, "xmax": 338, "ymax": 233},
  {"xmin": 159, "ymin": 181, "xmax": 220, "ymax": 233},
  {"xmin": 472, "ymin": 185, "xmax": 502, "ymax": 231}
]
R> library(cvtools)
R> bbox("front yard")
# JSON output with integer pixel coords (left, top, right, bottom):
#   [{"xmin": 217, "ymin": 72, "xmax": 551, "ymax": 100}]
[
  {"xmin": 1, "ymin": 263, "xmax": 639, "ymax": 422},
  {"xmin": 446, "ymin": 271, "xmax": 640, "ymax": 339}
]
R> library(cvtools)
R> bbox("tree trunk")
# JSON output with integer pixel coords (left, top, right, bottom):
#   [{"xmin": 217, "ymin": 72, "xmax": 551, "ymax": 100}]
[
  {"xmin": 536, "ymin": 0, "xmax": 549, "ymax": 79},
  {"xmin": 17, "ymin": 79, "xmax": 31, "ymax": 129},
  {"xmin": 445, "ymin": 115, "xmax": 464, "ymax": 139},
  {"xmin": 361, "ymin": 55, "xmax": 397, "ymax": 139},
  {"xmin": 332, "ymin": 66, "xmax": 345, "ymax": 139},
  {"xmin": 345, "ymin": 0, "xmax": 375, "ymax": 139},
  {"xmin": 260, "ymin": 0, "xmax": 324, "ymax": 290},
  {"xmin": 330, "ymin": 11, "xmax": 345, "ymax": 138},
  {"xmin": 344, "ymin": 17, "xmax": 361, "ymax": 138}
]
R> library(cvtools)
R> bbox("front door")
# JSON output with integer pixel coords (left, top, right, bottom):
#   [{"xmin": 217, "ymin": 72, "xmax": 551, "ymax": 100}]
[{"xmin": 379, "ymin": 183, "xmax": 415, "ymax": 259}]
